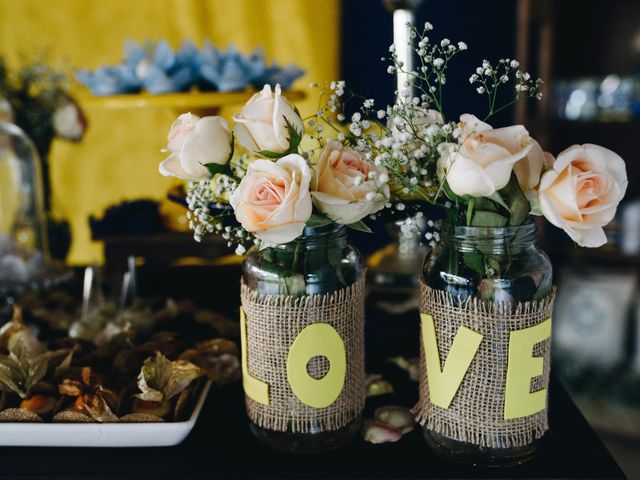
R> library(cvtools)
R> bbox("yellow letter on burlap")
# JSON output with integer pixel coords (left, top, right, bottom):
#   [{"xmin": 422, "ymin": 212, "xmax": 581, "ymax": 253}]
[
  {"xmin": 240, "ymin": 308, "xmax": 270, "ymax": 405},
  {"xmin": 504, "ymin": 318, "xmax": 552, "ymax": 419},
  {"xmin": 420, "ymin": 313, "xmax": 483, "ymax": 409},
  {"xmin": 286, "ymin": 323, "xmax": 347, "ymax": 409}
]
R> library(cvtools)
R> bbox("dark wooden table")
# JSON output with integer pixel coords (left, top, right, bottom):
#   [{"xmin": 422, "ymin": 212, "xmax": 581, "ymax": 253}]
[
  {"xmin": 0, "ymin": 376, "xmax": 625, "ymax": 480},
  {"xmin": 0, "ymin": 265, "xmax": 626, "ymax": 479}
]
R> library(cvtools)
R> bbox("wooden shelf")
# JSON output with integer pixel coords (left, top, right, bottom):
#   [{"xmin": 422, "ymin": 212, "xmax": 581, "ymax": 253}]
[{"xmin": 78, "ymin": 89, "xmax": 305, "ymax": 110}]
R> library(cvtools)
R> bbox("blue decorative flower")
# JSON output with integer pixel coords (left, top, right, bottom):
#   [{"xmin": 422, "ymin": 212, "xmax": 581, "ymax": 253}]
[
  {"xmin": 77, "ymin": 39, "xmax": 303, "ymax": 95},
  {"xmin": 255, "ymin": 63, "xmax": 305, "ymax": 90}
]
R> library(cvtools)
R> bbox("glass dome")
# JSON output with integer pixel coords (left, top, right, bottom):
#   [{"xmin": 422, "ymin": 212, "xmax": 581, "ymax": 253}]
[{"xmin": 0, "ymin": 119, "xmax": 50, "ymax": 297}]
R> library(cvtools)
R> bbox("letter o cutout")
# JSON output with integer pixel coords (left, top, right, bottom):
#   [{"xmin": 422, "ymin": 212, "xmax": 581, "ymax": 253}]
[{"xmin": 286, "ymin": 323, "xmax": 346, "ymax": 409}]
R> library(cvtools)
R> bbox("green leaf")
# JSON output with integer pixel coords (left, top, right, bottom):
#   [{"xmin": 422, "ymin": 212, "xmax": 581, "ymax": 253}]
[
  {"xmin": 306, "ymin": 213, "xmax": 333, "ymax": 228},
  {"xmin": 498, "ymin": 174, "xmax": 530, "ymax": 226},
  {"xmin": 347, "ymin": 220, "xmax": 372, "ymax": 233},
  {"xmin": 443, "ymin": 181, "xmax": 463, "ymax": 204},
  {"xmin": 488, "ymin": 191, "xmax": 511, "ymax": 213},
  {"xmin": 471, "ymin": 211, "xmax": 508, "ymax": 227},
  {"xmin": 463, "ymin": 252, "xmax": 484, "ymax": 273},
  {"xmin": 205, "ymin": 163, "xmax": 232, "ymax": 177},
  {"xmin": 283, "ymin": 116, "xmax": 303, "ymax": 152},
  {"xmin": 485, "ymin": 256, "xmax": 502, "ymax": 277},
  {"xmin": 282, "ymin": 274, "xmax": 307, "ymax": 296},
  {"xmin": 474, "ymin": 197, "xmax": 500, "ymax": 213},
  {"xmin": 256, "ymin": 150, "xmax": 283, "ymax": 159},
  {"xmin": 527, "ymin": 193, "xmax": 542, "ymax": 216}
]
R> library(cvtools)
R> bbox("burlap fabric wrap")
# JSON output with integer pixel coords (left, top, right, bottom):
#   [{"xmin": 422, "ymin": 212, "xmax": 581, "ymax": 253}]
[
  {"xmin": 413, "ymin": 279, "xmax": 556, "ymax": 448},
  {"xmin": 240, "ymin": 276, "xmax": 365, "ymax": 433}
]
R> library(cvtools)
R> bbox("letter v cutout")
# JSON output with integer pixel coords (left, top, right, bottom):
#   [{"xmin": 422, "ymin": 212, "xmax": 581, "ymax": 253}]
[{"xmin": 421, "ymin": 313, "xmax": 483, "ymax": 409}]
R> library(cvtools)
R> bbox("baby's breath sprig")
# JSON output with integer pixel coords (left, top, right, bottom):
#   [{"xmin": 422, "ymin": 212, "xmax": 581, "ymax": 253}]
[
  {"xmin": 384, "ymin": 21, "xmax": 467, "ymax": 119},
  {"xmin": 185, "ymin": 179, "xmax": 250, "ymax": 253},
  {"xmin": 468, "ymin": 58, "xmax": 543, "ymax": 120}
]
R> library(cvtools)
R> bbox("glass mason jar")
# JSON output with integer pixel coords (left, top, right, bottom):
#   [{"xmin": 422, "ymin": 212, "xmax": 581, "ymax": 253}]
[
  {"xmin": 241, "ymin": 223, "xmax": 364, "ymax": 453},
  {"xmin": 421, "ymin": 221, "xmax": 552, "ymax": 467}
]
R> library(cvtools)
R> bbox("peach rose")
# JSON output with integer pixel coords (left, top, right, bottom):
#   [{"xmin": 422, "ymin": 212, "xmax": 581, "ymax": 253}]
[
  {"xmin": 539, "ymin": 144, "xmax": 627, "ymax": 247},
  {"xmin": 233, "ymin": 84, "xmax": 303, "ymax": 154},
  {"xmin": 159, "ymin": 113, "xmax": 232, "ymax": 180},
  {"xmin": 230, "ymin": 154, "xmax": 312, "ymax": 244},
  {"xmin": 440, "ymin": 114, "xmax": 545, "ymax": 197},
  {"xmin": 311, "ymin": 141, "xmax": 389, "ymax": 224}
]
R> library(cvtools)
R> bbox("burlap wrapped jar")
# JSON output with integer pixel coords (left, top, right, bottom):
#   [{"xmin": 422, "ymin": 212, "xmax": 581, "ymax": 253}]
[
  {"xmin": 240, "ymin": 224, "xmax": 365, "ymax": 453},
  {"xmin": 416, "ymin": 222, "xmax": 554, "ymax": 466}
]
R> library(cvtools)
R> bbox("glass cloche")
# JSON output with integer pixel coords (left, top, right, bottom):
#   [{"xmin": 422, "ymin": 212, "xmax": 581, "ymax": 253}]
[{"xmin": 0, "ymin": 119, "xmax": 64, "ymax": 299}]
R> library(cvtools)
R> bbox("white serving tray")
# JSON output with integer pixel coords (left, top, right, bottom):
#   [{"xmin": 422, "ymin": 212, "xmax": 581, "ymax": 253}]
[{"xmin": 0, "ymin": 381, "xmax": 211, "ymax": 447}]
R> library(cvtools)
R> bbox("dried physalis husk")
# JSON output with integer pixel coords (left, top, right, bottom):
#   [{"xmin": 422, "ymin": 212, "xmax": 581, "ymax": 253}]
[
  {"xmin": 74, "ymin": 391, "xmax": 119, "ymax": 423},
  {"xmin": 365, "ymin": 374, "xmax": 394, "ymax": 397},
  {"xmin": 198, "ymin": 353, "xmax": 240, "ymax": 384},
  {"xmin": 136, "ymin": 352, "xmax": 204, "ymax": 402},
  {"xmin": 0, "ymin": 408, "xmax": 43, "ymax": 422},
  {"xmin": 374, "ymin": 406, "xmax": 415, "ymax": 434},
  {"xmin": 194, "ymin": 311, "xmax": 239, "ymax": 339},
  {"xmin": 174, "ymin": 385, "xmax": 196, "ymax": 421},
  {"xmin": 386, "ymin": 356, "xmax": 420, "ymax": 382},
  {"xmin": 195, "ymin": 338, "xmax": 238, "ymax": 357},
  {"xmin": 19, "ymin": 394, "xmax": 57, "ymax": 417},
  {"xmin": 120, "ymin": 413, "xmax": 164, "ymax": 423},
  {"xmin": 0, "ymin": 306, "xmax": 25, "ymax": 352},
  {"xmin": 52, "ymin": 410, "xmax": 94, "ymax": 423},
  {"xmin": 362, "ymin": 419, "xmax": 403, "ymax": 444}
]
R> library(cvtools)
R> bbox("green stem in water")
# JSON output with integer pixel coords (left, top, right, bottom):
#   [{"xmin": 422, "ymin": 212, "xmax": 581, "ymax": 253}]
[{"xmin": 466, "ymin": 198, "xmax": 475, "ymax": 226}]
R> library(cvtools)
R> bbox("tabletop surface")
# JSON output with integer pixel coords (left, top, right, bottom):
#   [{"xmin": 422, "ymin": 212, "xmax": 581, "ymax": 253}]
[
  {"xmin": 0, "ymin": 266, "xmax": 627, "ymax": 480},
  {"xmin": 0, "ymin": 376, "xmax": 626, "ymax": 480}
]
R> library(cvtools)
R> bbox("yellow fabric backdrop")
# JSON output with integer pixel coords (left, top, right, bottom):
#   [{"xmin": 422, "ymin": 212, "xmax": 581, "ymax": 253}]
[{"xmin": 0, "ymin": 0, "xmax": 340, "ymax": 264}]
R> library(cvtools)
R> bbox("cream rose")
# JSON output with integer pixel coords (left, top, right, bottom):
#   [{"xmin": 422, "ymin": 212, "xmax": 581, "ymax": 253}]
[
  {"xmin": 539, "ymin": 144, "xmax": 627, "ymax": 248},
  {"xmin": 159, "ymin": 113, "xmax": 232, "ymax": 180},
  {"xmin": 311, "ymin": 141, "xmax": 389, "ymax": 224},
  {"xmin": 233, "ymin": 84, "xmax": 303, "ymax": 154},
  {"xmin": 230, "ymin": 154, "xmax": 312, "ymax": 244},
  {"xmin": 52, "ymin": 97, "xmax": 87, "ymax": 142},
  {"xmin": 438, "ymin": 114, "xmax": 537, "ymax": 197}
]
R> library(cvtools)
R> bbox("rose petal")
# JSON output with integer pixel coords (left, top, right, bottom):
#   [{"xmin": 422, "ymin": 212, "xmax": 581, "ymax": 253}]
[{"xmin": 159, "ymin": 153, "xmax": 191, "ymax": 179}]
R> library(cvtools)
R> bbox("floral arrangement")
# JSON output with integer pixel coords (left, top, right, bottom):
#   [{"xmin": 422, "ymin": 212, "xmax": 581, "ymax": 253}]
[
  {"xmin": 161, "ymin": 21, "xmax": 627, "ymax": 256},
  {"xmin": 340, "ymin": 21, "xmax": 627, "ymax": 249},
  {"xmin": 0, "ymin": 57, "xmax": 87, "ymax": 157},
  {"xmin": 159, "ymin": 84, "xmax": 391, "ymax": 253},
  {"xmin": 0, "ymin": 57, "xmax": 87, "ymax": 221},
  {"xmin": 78, "ymin": 40, "xmax": 304, "ymax": 96}
]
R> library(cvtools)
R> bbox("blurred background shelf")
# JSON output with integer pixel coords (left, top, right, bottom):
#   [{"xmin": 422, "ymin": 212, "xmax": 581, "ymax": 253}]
[{"xmin": 78, "ymin": 89, "xmax": 305, "ymax": 113}]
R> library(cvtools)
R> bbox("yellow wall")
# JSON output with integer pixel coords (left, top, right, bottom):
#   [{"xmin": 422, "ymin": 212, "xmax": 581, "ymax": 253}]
[{"xmin": 0, "ymin": 0, "xmax": 341, "ymax": 264}]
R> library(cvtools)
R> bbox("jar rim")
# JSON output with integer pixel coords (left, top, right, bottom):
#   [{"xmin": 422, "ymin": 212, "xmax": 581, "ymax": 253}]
[
  {"xmin": 448, "ymin": 221, "xmax": 538, "ymax": 252},
  {"xmin": 261, "ymin": 222, "xmax": 347, "ymax": 249},
  {"xmin": 451, "ymin": 220, "xmax": 536, "ymax": 237}
]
